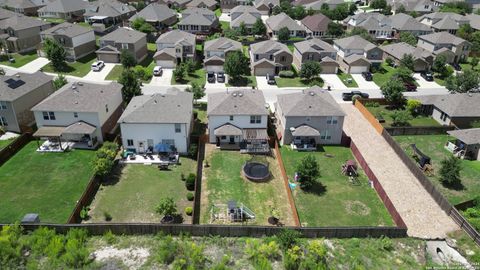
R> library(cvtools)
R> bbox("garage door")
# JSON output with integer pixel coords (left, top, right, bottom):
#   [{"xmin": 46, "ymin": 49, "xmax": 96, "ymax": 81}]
[
  {"xmin": 206, "ymin": 65, "xmax": 224, "ymax": 72},
  {"xmin": 156, "ymin": 60, "xmax": 175, "ymax": 68},
  {"xmin": 321, "ymin": 66, "xmax": 338, "ymax": 74},
  {"xmin": 254, "ymin": 67, "xmax": 275, "ymax": 76},
  {"xmin": 349, "ymin": 66, "xmax": 368, "ymax": 74},
  {"xmin": 97, "ymin": 53, "xmax": 119, "ymax": 63}
]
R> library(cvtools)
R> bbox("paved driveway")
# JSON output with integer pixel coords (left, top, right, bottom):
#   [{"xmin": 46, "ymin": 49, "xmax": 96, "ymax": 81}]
[
  {"xmin": 413, "ymin": 73, "xmax": 442, "ymax": 88},
  {"xmin": 256, "ymin": 76, "xmax": 278, "ymax": 90},
  {"xmin": 147, "ymin": 68, "xmax": 173, "ymax": 86},
  {"xmin": 320, "ymin": 74, "xmax": 346, "ymax": 90},
  {"xmin": 205, "ymin": 74, "xmax": 226, "ymax": 89},
  {"xmin": 83, "ymin": 63, "xmax": 116, "ymax": 81},
  {"xmin": 351, "ymin": 74, "xmax": 379, "ymax": 89},
  {"xmin": 219, "ymin": 13, "xmax": 230, "ymax": 22}
]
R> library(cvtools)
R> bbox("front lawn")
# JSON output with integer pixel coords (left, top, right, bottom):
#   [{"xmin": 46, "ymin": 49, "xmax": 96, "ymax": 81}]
[
  {"xmin": 42, "ymin": 53, "xmax": 97, "ymax": 77},
  {"xmin": 105, "ymin": 56, "xmax": 156, "ymax": 81},
  {"xmin": 372, "ymin": 62, "xmax": 396, "ymax": 87},
  {"xmin": 88, "ymin": 159, "xmax": 196, "ymax": 223},
  {"xmin": 337, "ymin": 72, "xmax": 358, "ymax": 88},
  {"xmin": 0, "ymin": 51, "xmax": 38, "ymax": 68},
  {"xmin": 226, "ymin": 75, "xmax": 257, "ymax": 87},
  {"xmin": 201, "ymin": 149, "xmax": 295, "ymax": 225},
  {"xmin": 105, "ymin": 65, "xmax": 123, "ymax": 81},
  {"xmin": 171, "ymin": 67, "xmax": 206, "ymax": 86},
  {"xmin": 275, "ymin": 77, "xmax": 324, "ymax": 88},
  {"xmin": 365, "ymin": 103, "xmax": 441, "ymax": 127},
  {"xmin": 214, "ymin": 8, "xmax": 222, "ymax": 17},
  {"xmin": 220, "ymin": 21, "xmax": 230, "ymax": 31},
  {"xmin": 394, "ymin": 135, "xmax": 480, "ymax": 205},
  {"xmin": 280, "ymin": 146, "xmax": 394, "ymax": 227},
  {"xmin": 0, "ymin": 141, "xmax": 96, "ymax": 223}
]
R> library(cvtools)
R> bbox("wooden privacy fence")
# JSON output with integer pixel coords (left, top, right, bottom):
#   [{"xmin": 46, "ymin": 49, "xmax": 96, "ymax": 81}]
[
  {"xmin": 67, "ymin": 175, "xmax": 101, "ymax": 224},
  {"xmin": 0, "ymin": 133, "xmax": 31, "ymax": 166},
  {"xmin": 385, "ymin": 126, "xmax": 456, "ymax": 136},
  {"xmin": 354, "ymin": 99, "xmax": 384, "ymax": 134},
  {"xmin": 192, "ymin": 135, "xmax": 206, "ymax": 224}
]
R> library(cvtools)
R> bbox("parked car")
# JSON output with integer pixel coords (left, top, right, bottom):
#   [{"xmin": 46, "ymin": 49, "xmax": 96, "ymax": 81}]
[
  {"xmin": 91, "ymin": 61, "xmax": 105, "ymax": 72},
  {"xmin": 266, "ymin": 73, "xmax": 275, "ymax": 85},
  {"xmin": 207, "ymin": 71, "xmax": 215, "ymax": 83},
  {"xmin": 362, "ymin": 71, "xmax": 373, "ymax": 81},
  {"xmin": 217, "ymin": 72, "xmax": 225, "ymax": 83},
  {"xmin": 342, "ymin": 91, "xmax": 369, "ymax": 101},
  {"xmin": 420, "ymin": 71, "xmax": 433, "ymax": 81},
  {"xmin": 153, "ymin": 66, "xmax": 163, "ymax": 76},
  {"xmin": 403, "ymin": 81, "xmax": 417, "ymax": 92},
  {"xmin": 451, "ymin": 62, "xmax": 462, "ymax": 71}
]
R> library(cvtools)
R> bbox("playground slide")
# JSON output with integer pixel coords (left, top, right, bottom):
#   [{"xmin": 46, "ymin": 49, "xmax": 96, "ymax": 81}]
[{"xmin": 242, "ymin": 205, "xmax": 256, "ymax": 219}]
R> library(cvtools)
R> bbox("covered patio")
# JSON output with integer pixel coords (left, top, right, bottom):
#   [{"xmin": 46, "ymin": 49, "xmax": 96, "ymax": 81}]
[
  {"xmin": 240, "ymin": 128, "xmax": 270, "ymax": 154},
  {"xmin": 290, "ymin": 125, "xmax": 319, "ymax": 151},
  {"xmin": 33, "ymin": 122, "xmax": 99, "ymax": 152},
  {"xmin": 214, "ymin": 124, "xmax": 243, "ymax": 150},
  {"xmin": 445, "ymin": 128, "xmax": 480, "ymax": 160}
]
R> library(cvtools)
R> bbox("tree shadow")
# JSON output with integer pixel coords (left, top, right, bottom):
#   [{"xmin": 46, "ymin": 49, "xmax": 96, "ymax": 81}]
[
  {"xmin": 302, "ymin": 181, "xmax": 327, "ymax": 196},
  {"xmin": 101, "ymin": 164, "xmax": 123, "ymax": 186},
  {"xmin": 228, "ymin": 76, "xmax": 253, "ymax": 87},
  {"xmin": 442, "ymin": 180, "xmax": 465, "ymax": 191},
  {"xmin": 77, "ymin": 53, "xmax": 97, "ymax": 64}
]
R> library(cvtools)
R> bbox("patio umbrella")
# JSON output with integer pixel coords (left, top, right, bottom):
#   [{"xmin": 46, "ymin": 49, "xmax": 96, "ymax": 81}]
[{"xmin": 154, "ymin": 143, "xmax": 172, "ymax": 153}]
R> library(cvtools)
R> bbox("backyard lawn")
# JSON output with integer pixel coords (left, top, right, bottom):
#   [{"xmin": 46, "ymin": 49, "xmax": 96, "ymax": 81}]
[
  {"xmin": 337, "ymin": 72, "xmax": 358, "ymax": 88},
  {"xmin": 171, "ymin": 67, "xmax": 206, "ymax": 86},
  {"xmin": 214, "ymin": 8, "xmax": 222, "ymax": 17},
  {"xmin": 281, "ymin": 146, "xmax": 394, "ymax": 227},
  {"xmin": 42, "ymin": 53, "xmax": 97, "ymax": 77},
  {"xmin": 88, "ymin": 159, "xmax": 196, "ymax": 223},
  {"xmin": 394, "ymin": 135, "xmax": 480, "ymax": 205},
  {"xmin": 0, "ymin": 51, "xmax": 38, "ymax": 68},
  {"xmin": 0, "ymin": 141, "xmax": 96, "ymax": 223},
  {"xmin": 372, "ymin": 62, "xmax": 396, "ymax": 87},
  {"xmin": 275, "ymin": 77, "xmax": 324, "ymax": 88},
  {"xmin": 365, "ymin": 103, "xmax": 440, "ymax": 127},
  {"xmin": 200, "ymin": 148, "xmax": 295, "ymax": 225}
]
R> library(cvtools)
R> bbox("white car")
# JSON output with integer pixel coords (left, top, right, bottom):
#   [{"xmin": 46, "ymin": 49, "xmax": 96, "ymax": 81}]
[
  {"xmin": 153, "ymin": 66, "xmax": 163, "ymax": 76},
  {"xmin": 91, "ymin": 61, "xmax": 105, "ymax": 72}
]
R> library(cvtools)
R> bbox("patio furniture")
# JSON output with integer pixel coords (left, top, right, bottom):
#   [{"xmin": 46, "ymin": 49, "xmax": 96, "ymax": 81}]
[{"xmin": 158, "ymin": 163, "xmax": 169, "ymax": 170}]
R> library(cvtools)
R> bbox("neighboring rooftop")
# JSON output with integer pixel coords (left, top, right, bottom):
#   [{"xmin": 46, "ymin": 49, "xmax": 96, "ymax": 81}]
[
  {"xmin": 412, "ymin": 94, "xmax": 480, "ymax": 117},
  {"xmin": 0, "ymin": 72, "xmax": 52, "ymax": 102},
  {"xmin": 250, "ymin": 39, "xmax": 290, "ymax": 54},
  {"xmin": 389, "ymin": 13, "xmax": 432, "ymax": 32},
  {"xmin": 179, "ymin": 7, "xmax": 217, "ymax": 26},
  {"xmin": 37, "ymin": 0, "xmax": 88, "ymax": 13},
  {"xmin": 155, "ymin": 29, "xmax": 196, "ymax": 45},
  {"xmin": 0, "ymin": 13, "xmax": 50, "ymax": 30},
  {"xmin": 418, "ymin": 31, "xmax": 467, "ymax": 45},
  {"xmin": 334, "ymin": 35, "xmax": 376, "ymax": 51},
  {"xmin": 99, "ymin": 27, "xmax": 146, "ymax": 43},
  {"xmin": 204, "ymin": 37, "xmax": 242, "ymax": 53},
  {"xmin": 84, "ymin": 0, "xmax": 136, "ymax": 18},
  {"xmin": 294, "ymin": 38, "xmax": 336, "ymax": 54},
  {"xmin": 447, "ymin": 128, "xmax": 480, "ymax": 145},
  {"xmin": 207, "ymin": 89, "xmax": 268, "ymax": 116},
  {"xmin": 301, "ymin": 13, "xmax": 331, "ymax": 32},
  {"xmin": 266, "ymin": 12, "xmax": 305, "ymax": 31},
  {"xmin": 41, "ymin": 22, "xmax": 92, "ymax": 37},
  {"xmin": 381, "ymin": 42, "xmax": 433, "ymax": 61},
  {"xmin": 128, "ymin": 3, "xmax": 176, "ymax": 23}
]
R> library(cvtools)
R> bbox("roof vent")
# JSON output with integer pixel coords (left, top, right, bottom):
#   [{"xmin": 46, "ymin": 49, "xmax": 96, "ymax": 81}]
[
  {"xmin": 154, "ymin": 100, "xmax": 157, "ymax": 104},
  {"xmin": 15, "ymin": 74, "xmax": 20, "ymax": 78},
  {"xmin": 238, "ymin": 93, "xmax": 243, "ymax": 97},
  {"xmin": 309, "ymin": 91, "xmax": 315, "ymax": 96},
  {"xmin": 233, "ymin": 92, "xmax": 237, "ymax": 97},
  {"xmin": 77, "ymin": 82, "xmax": 83, "ymax": 86},
  {"xmin": 74, "ymin": 101, "xmax": 78, "ymax": 104},
  {"xmin": 72, "ymin": 86, "xmax": 77, "ymax": 90}
]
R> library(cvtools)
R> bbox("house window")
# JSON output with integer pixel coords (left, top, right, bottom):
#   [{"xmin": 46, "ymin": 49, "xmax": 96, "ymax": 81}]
[
  {"xmin": 221, "ymin": 136, "xmax": 226, "ymax": 139},
  {"xmin": 73, "ymin": 112, "xmax": 78, "ymax": 118},
  {"xmin": 0, "ymin": 101, "xmax": 6, "ymax": 110},
  {"xmin": 162, "ymin": 139, "xmax": 175, "ymax": 146},
  {"xmin": 229, "ymin": 115, "xmax": 234, "ymax": 121},
  {"xmin": 176, "ymin": 48, "xmax": 181, "ymax": 53},
  {"xmin": 255, "ymin": 54, "xmax": 259, "ymax": 60},
  {"xmin": 320, "ymin": 130, "xmax": 330, "ymax": 140},
  {"xmin": 127, "ymin": 139, "xmax": 134, "ymax": 146},
  {"xmin": 175, "ymin": 123, "xmax": 181, "ymax": 133},
  {"xmin": 42, "ymin": 111, "xmax": 56, "ymax": 120},
  {"xmin": 250, "ymin": 115, "xmax": 261, "ymax": 124},
  {"xmin": 280, "ymin": 56, "xmax": 286, "ymax": 62},
  {"xmin": 121, "ymin": 43, "xmax": 128, "ymax": 49},
  {"xmin": 269, "ymin": 54, "xmax": 273, "ymax": 60},
  {"xmin": 0, "ymin": 116, "xmax": 7, "ymax": 126},
  {"xmin": 59, "ymin": 37, "xmax": 65, "ymax": 45},
  {"xmin": 327, "ymin": 116, "xmax": 338, "ymax": 125}
]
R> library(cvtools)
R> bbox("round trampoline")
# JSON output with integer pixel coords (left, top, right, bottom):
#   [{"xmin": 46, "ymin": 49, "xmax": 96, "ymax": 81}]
[{"xmin": 243, "ymin": 157, "xmax": 270, "ymax": 181}]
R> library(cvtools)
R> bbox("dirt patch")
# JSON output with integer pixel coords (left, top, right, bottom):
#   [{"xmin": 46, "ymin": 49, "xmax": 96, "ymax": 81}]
[
  {"xmin": 93, "ymin": 246, "xmax": 150, "ymax": 269},
  {"xmin": 344, "ymin": 200, "xmax": 371, "ymax": 216}
]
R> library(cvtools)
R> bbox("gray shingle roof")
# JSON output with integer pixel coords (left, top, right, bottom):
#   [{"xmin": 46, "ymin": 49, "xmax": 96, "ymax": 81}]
[
  {"xmin": 291, "ymin": 124, "xmax": 320, "ymax": 136},
  {"xmin": 41, "ymin": 22, "xmax": 92, "ymax": 37},
  {"xmin": 301, "ymin": 13, "xmax": 330, "ymax": 32},
  {"xmin": 389, "ymin": 13, "xmax": 432, "ymax": 32},
  {"xmin": 0, "ymin": 7, "xmax": 16, "ymax": 20},
  {"xmin": 334, "ymin": 35, "xmax": 376, "ymax": 51},
  {"xmin": 412, "ymin": 94, "xmax": 480, "ymax": 117},
  {"xmin": 0, "ymin": 0, "xmax": 53, "ymax": 9},
  {"xmin": 0, "ymin": 72, "xmax": 52, "ymax": 102},
  {"xmin": 128, "ymin": 3, "xmax": 176, "ymax": 23},
  {"xmin": 294, "ymin": 38, "xmax": 335, "ymax": 54},
  {"xmin": 418, "ymin": 32, "xmax": 467, "ymax": 46},
  {"xmin": 388, "ymin": 0, "xmax": 433, "ymax": 13},
  {"xmin": 465, "ymin": 14, "xmax": 480, "ymax": 31},
  {"xmin": 118, "ymin": 88, "xmax": 193, "ymax": 124},
  {"xmin": 179, "ymin": 7, "xmax": 217, "ymax": 26},
  {"xmin": 230, "ymin": 5, "xmax": 260, "ymax": 14},
  {"xmin": 84, "ymin": 0, "xmax": 136, "ymax": 18},
  {"xmin": 204, "ymin": 37, "xmax": 241, "ymax": 53},
  {"xmin": 250, "ymin": 39, "xmax": 290, "ymax": 55},
  {"xmin": 0, "ymin": 14, "xmax": 50, "ymax": 30},
  {"xmin": 186, "ymin": 0, "xmax": 216, "ymax": 8},
  {"xmin": 231, "ymin": 11, "xmax": 260, "ymax": 27},
  {"xmin": 99, "ymin": 27, "xmax": 145, "ymax": 43},
  {"xmin": 266, "ymin": 12, "xmax": 304, "ymax": 31},
  {"xmin": 214, "ymin": 123, "xmax": 242, "ymax": 136},
  {"xmin": 276, "ymin": 86, "xmax": 345, "ymax": 117},
  {"xmin": 207, "ymin": 89, "xmax": 268, "ymax": 116},
  {"xmin": 155, "ymin": 29, "xmax": 195, "ymax": 45},
  {"xmin": 447, "ymin": 128, "xmax": 480, "ymax": 145},
  {"xmin": 381, "ymin": 42, "xmax": 433, "ymax": 61},
  {"xmin": 254, "ymin": 0, "xmax": 279, "ymax": 8},
  {"xmin": 32, "ymin": 81, "xmax": 122, "ymax": 113},
  {"xmin": 37, "ymin": 0, "xmax": 88, "ymax": 13}
]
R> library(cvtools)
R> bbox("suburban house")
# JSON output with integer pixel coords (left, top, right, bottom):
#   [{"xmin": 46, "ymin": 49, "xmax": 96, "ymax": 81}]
[
  {"xmin": 0, "ymin": 14, "xmax": 50, "ymax": 53},
  {"xmin": 381, "ymin": 42, "xmax": 434, "ymax": 72},
  {"xmin": 333, "ymin": 35, "xmax": 383, "ymax": 74},
  {"xmin": 37, "ymin": 0, "xmax": 88, "ymax": 22},
  {"xmin": 0, "ymin": 0, "xmax": 53, "ymax": 16},
  {"xmin": 254, "ymin": 0, "xmax": 279, "ymax": 15},
  {"xmin": 274, "ymin": 86, "xmax": 345, "ymax": 149},
  {"xmin": 163, "ymin": 0, "xmax": 192, "ymax": 9},
  {"xmin": 118, "ymin": 88, "xmax": 193, "ymax": 154},
  {"xmin": 300, "ymin": 13, "xmax": 331, "ymax": 38},
  {"xmin": 389, "ymin": 13, "xmax": 433, "ymax": 37},
  {"xmin": 0, "ymin": 72, "xmax": 54, "ymax": 133},
  {"xmin": 154, "ymin": 29, "xmax": 196, "ymax": 68},
  {"xmin": 84, "ymin": 0, "xmax": 136, "ymax": 31},
  {"xmin": 230, "ymin": 5, "xmax": 262, "ymax": 32},
  {"xmin": 417, "ymin": 12, "xmax": 469, "ymax": 34},
  {"xmin": 412, "ymin": 94, "xmax": 480, "ymax": 129},
  {"xmin": 39, "ymin": 22, "xmax": 96, "ymax": 62},
  {"xmin": 465, "ymin": 14, "xmax": 480, "ymax": 31},
  {"xmin": 96, "ymin": 27, "xmax": 148, "ymax": 63},
  {"xmin": 186, "ymin": 0, "xmax": 216, "ymax": 10},
  {"xmin": 387, "ymin": 0, "xmax": 434, "ymax": 15},
  {"xmin": 220, "ymin": 0, "xmax": 250, "ymax": 11},
  {"xmin": 343, "ymin": 13, "xmax": 395, "ymax": 40},
  {"xmin": 204, "ymin": 37, "xmax": 242, "ymax": 72},
  {"xmin": 293, "ymin": 0, "xmax": 345, "ymax": 11},
  {"xmin": 177, "ymin": 8, "xmax": 219, "ymax": 34},
  {"xmin": 249, "ymin": 40, "xmax": 293, "ymax": 76},
  {"xmin": 293, "ymin": 38, "xmax": 338, "ymax": 74},
  {"xmin": 417, "ymin": 32, "xmax": 471, "ymax": 64},
  {"xmin": 265, "ymin": 12, "xmax": 306, "ymax": 39},
  {"xmin": 128, "ymin": 3, "xmax": 177, "ymax": 30},
  {"xmin": 446, "ymin": 128, "xmax": 480, "ymax": 161},
  {"xmin": 31, "ymin": 81, "xmax": 123, "ymax": 150},
  {"xmin": 207, "ymin": 89, "xmax": 269, "ymax": 153}
]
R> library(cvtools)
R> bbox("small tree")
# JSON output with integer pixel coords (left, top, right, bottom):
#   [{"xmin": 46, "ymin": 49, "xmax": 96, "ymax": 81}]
[
  {"xmin": 399, "ymin": 54, "xmax": 415, "ymax": 71},
  {"xmin": 445, "ymin": 69, "xmax": 480, "ymax": 93},
  {"xmin": 471, "ymin": 57, "xmax": 479, "ymax": 70},
  {"xmin": 173, "ymin": 63, "xmax": 187, "ymax": 82},
  {"xmin": 120, "ymin": 49, "xmax": 136, "ymax": 68},
  {"xmin": 399, "ymin": 32, "xmax": 417, "ymax": 46},
  {"xmin": 239, "ymin": 22, "xmax": 248, "ymax": 36},
  {"xmin": 277, "ymin": 27, "xmax": 290, "ymax": 42},
  {"xmin": 184, "ymin": 59, "xmax": 196, "ymax": 74},
  {"xmin": 43, "ymin": 38, "xmax": 66, "ymax": 71},
  {"xmin": 406, "ymin": 99, "xmax": 421, "ymax": 116},
  {"xmin": 370, "ymin": 0, "xmax": 387, "ymax": 9},
  {"xmin": 439, "ymin": 156, "xmax": 462, "ymax": 187},
  {"xmin": 53, "ymin": 74, "xmax": 67, "ymax": 90},
  {"xmin": 155, "ymin": 197, "xmax": 177, "ymax": 217},
  {"xmin": 432, "ymin": 54, "xmax": 448, "ymax": 77},
  {"xmin": 224, "ymin": 50, "xmax": 250, "ymax": 82},
  {"xmin": 390, "ymin": 110, "xmax": 412, "ymax": 126},
  {"xmin": 186, "ymin": 82, "xmax": 205, "ymax": 103},
  {"xmin": 252, "ymin": 18, "xmax": 267, "ymax": 36},
  {"xmin": 118, "ymin": 68, "xmax": 141, "ymax": 103},
  {"xmin": 393, "ymin": 66, "xmax": 413, "ymax": 82},
  {"xmin": 381, "ymin": 79, "xmax": 405, "ymax": 107},
  {"xmin": 326, "ymin": 22, "xmax": 344, "ymax": 37},
  {"xmin": 295, "ymin": 154, "xmax": 320, "ymax": 190},
  {"xmin": 397, "ymin": 4, "xmax": 407, "ymax": 13},
  {"xmin": 299, "ymin": 61, "xmax": 322, "ymax": 80}
]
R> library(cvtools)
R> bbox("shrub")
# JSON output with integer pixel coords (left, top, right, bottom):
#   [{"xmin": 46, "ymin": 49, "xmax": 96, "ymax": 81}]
[
  {"xmin": 79, "ymin": 206, "xmax": 89, "ymax": 221},
  {"xmin": 276, "ymin": 229, "xmax": 302, "ymax": 250},
  {"xmin": 185, "ymin": 173, "xmax": 196, "ymax": 191},
  {"xmin": 185, "ymin": 207, "xmax": 193, "ymax": 216},
  {"xmin": 385, "ymin": 58, "xmax": 394, "ymax": 66},
  {"xmin": 155, "ymin": 197, "xmax": 177, "ymax": 217},
  {"xmin": 365, "ymin": 101, "xmax": 380, "ymax": 107},
  {"xmin": 406, "ymin": 99, "xmax": 422, "ymax": 116},
  {"xmin": 103, "ymin": 211, "xmax": 112, "ymax": 221},
  {"xmin": 390, "ymin": 110, "xmax": 412, "ymax": 127},
  {"xmin": 172, "ymin": 242, "xmax": 206, "ymax": 269},
  {"xmin": 156, "ymin": 236, "xmax": 177, "ymax": 264},
  {"xmin": 103, "ymin": 230, "xmax": 117, "ymax": 245},
  {"xmin": 186, "ymin": 192, "xmax": 194, "ymax": 201},
  {"xmin": 279, "ymin": 70, "xmax": 295, "ymax": 78},
  {"xmin": 439, "ymin": 156, "xmax": 462, "ymax": 186},
  {"xmin": 189, "ymin": 144, "xmax": 198, "ymax": 158},
  {"xmin": 284, "ymin": 245, "xmax": 302, "ymax": 270}
]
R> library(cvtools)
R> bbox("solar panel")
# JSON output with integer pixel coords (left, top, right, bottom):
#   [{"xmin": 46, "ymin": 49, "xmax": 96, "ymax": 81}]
[
  {"xmin": 5, "ymin": 78, "xmax": 15, "ymax": 84},
  {"xmin": 5, "ymin": 79, "xmax": 25, "ymax": 89}
]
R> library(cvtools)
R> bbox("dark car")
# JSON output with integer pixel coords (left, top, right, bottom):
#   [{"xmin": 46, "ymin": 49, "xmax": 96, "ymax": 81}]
[
  {"xmin": 451, "ymin": 62, "xmax": 462, "ymax": 71},
  {"xmin": 421, "ymin": 71, "xmax": 433, "ymax": 81},
  {"xmin": 207, "ymin": 71, "xmax": 215, "ymax": 83},
  {"xmin": 217, "ymin": 72, "xmax": 225, "ymax": 83},
  {"xmin": 342, "ymin": 90, "xmax": 369, "ymax": 101},
  {"xmin": 403, "ymin": 81, "xmax": 417, "ymax": 91},
  {"xmin": 266, "ymin": 73, "xmax": 276, "ymax": 85},
  {"xmin": 362, "ymin": 71, "xmax": 373, "ymax": 81}
]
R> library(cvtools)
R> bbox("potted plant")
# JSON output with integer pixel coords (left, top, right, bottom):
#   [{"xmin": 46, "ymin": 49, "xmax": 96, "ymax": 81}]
[{"xmin": 156, "ymin": 197, "xmax": 177, "ymax": 224}]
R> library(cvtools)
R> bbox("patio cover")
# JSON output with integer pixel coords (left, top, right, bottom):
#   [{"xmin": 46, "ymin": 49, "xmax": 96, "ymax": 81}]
[
  {"xmin": 63, "ymin": 121, "xmax": 96, "ymax": 135},
  {"xmin": 242, "ymin": 129, "xmax": 268, "ymax": 140},
  {"xmin": 214, "ymin": 124, "xmax": 242, "ymax": 136},
  {"xmin": 291, "ymin": 125, "xmax": 320, "ymax": 137},
  {"xmin": 33, "ymin": 126, "xmax": 65, "ymax": 137},
  {"xmin": 89, "ymin": 15, "xmax": 109, "ymax": 20},
  {"xmin": 447, "ymin": 128, "xmax": 480, "ymax": 145}
]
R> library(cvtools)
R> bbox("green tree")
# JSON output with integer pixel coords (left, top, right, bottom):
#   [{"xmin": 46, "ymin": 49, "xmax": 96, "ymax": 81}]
[
  {"xmin": 471, "ymin": 31, "xmax": 480, "ymax": 53},
  {"xmin": 224, "ymin": 28, "xmax": 240, "ymax": 40},
  {"xmin": 406, "ymin": 99, "xmax": 421, "ymax": 115},
  {"xmin": 299, "ymin": 61, "xmax": 322, "ymax": 80},
  {"xmin": 399, "ymin": 32, "xmax": 417, "ymax": 46},
  {"xmin": 471, "ymin": 57, "xmax": 479, "ymax": 70},
  {"xmin": 390, "ymin": 110, "xmax": 412, "ymax": 126},
  {"xmin": 397, "ymin": 4, "xmax": 406, "ymax": 13},
  {"xmin": 93, "ymin": 157, "xmax": 114, "ymax": 177},
  {"xmin": 186, "ymin": 82, "xmax": 205, "ymax": 103},
  {"xmin": 380, "ymin": 79, "xmax": 406, "ymax": 107},
  {"xmin": 184, "ymin": 59, "xmax": 196, "ymax": 74},
  {"xmin": 457, "ymin": 23, "xmax": 474, "ymax": 41},
  {"xmin": 277, "ymin": 27, "xmax": 290, "ymax": 42},
  {"xmin": 155, "ymin": 197, "xmax": 177, "ymax": 217},
  {"xmin": 381, "ymin": 4, "xmax": 392, "ymax": 15},
  {"xmin": 252, "ymin": 18, "xmax": 267, "ymax": 36},
  {"xmin": 120, "ymin": 49, "xmax": 136, "ymax": 68},
  {"xmin": 432, "ymin": 55, "xmax": 448, "ymax": 77},
  {"xmin": 326, "ymin": 22, "xmax": 344, "ymax": 37},
  {"xmin": 439, "ymin": 156, "xmax": 462, "ymax": 186},
  {"xmin": 439, "ymin": 1, "xmax": 472, "ymax": 14},
  {"xmin": 370, "ymin": 0, "xmax": 387, "ymax": 9},
  {"xmin": 445, "ymin": 69, "xmax": 480, "ymax": 93},
  {"xmin": 224, "ymin": 50, "xmax": 250, "ymax": 81},
  {"xmin": 43, "ymin": 38, "xmax": 66, "ymax": 71},
  {"xmin": 349, "ymin": 3, "xmax": 358, "ymax": 14},
  {"xmin": 393, "ymin": 66, "xmax": 414, "ymax": 82},
  {"xmin": 118, "ymin": 68, "xmax": 141, "ymax": 103},
  {"xmin": 131, "ymin": 17, "xmax": 155, "ymax": 34},
  {"xmin": 348, "ymin": 27, "xmax": 374, "ymax": 42},
  {"xmin": 291, "ymin": 5, "xmax": 306, "ymax": 20},
  {"xmin": 239, "ymin": 22, "xmax": 248, "ymax": 36},
  {"xmin": 173, "ymin": 63, "xmax": 187, "ymax": 82},
  {"xmin": 295, "ymin": 154, "xmax": 320, "ymax": 190},
  {"xmin": 399, "ymin": 54, "xmax": 415, "ymax": 71},
  {"xmin": 53, "ymin": 74, "xmax": 67, "ymax": 90}
]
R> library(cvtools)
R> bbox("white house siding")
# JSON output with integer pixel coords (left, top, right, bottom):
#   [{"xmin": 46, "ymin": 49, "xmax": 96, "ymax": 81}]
[
  {"xmin": 120, "ymin": 123, "xmax": 189, "ymax": 153},
  {"xmin": 208, "ymin": 114, "xmax": 268, "ymax": 143},
  {"xmin": 431, "ymin": 107, "xmax": 452, "ymax": 126}
]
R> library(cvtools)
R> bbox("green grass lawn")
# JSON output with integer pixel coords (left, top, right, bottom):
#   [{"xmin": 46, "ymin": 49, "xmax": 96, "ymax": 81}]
[
  {"xmin": 0, "ymin": 51, "xmax": 38, "ymax": 68},
  {"xmin": 105, "ymin": 65, "xmax": 123, "ymax": 81},
  {"xmin": 394, "ymin": 135, "xmax": 480, "ymax": 205},
  {"xmin": 365, "ymin": 104, "xmax": 441, "ymax": 127},
  {"xmin": 214, "ymin": 7, "xmax": 222, "ymax": 17},
  {"xmin": 88, "ymin": 160, "xmax": 196, "ymax": 223},
  {"xmin": 287, "ymin": 44, "xmax": 295, "ymax": 52},
  {"xmin": 337, "ymin": 72, "xmax": 358, "ymax": 88},
  {"xmin": 201, "ymin": 150, "xmax": 295, "ymax": 225},
  {"xmin": 372, "ymin": 62, "xmax": 396, "ymax": 87},
  {"xmin": 42, "ymin": 53, "xmax": 97, "ymax": 77},
  {"xmin": 147, "ymin": 42, "xmax": 157, "ymax": 51},
  {"xmin": 243, "ymin": 45, "xmax": 250, "ymax": 57},
  {"xmin": 275, "ymin": 77, "xmax": 324, "ymax": 88},
  {"xmin": 226, "ymin": 75, "xmax": 257, "ymax": 87},
  {"xmin": 220, "ymin": 21, "xmax": 230, "ymax": 31},
  {"xmin": 0, "ymin": 138, "xmax": 14, "ymax": 150},
  {"xmin": 280, "ymin": 146, "xmax": 394, "ymax": 227},
  {"xmin": 171, "ymin": 67, "xmax": 206, "ymax": 86},
  {"xmin": 460, "ymin": 57, "xmax": 480, "ymax": 71},
  {"xmin": 0, "ymin": 141, "xmax": 96, "ymax": 223}
]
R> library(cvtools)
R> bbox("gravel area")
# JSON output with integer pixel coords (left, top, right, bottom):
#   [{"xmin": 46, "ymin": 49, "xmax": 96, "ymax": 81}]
[{"xmin": 341, "ymin": 104, "xmax": 458, "ymax": 239}]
